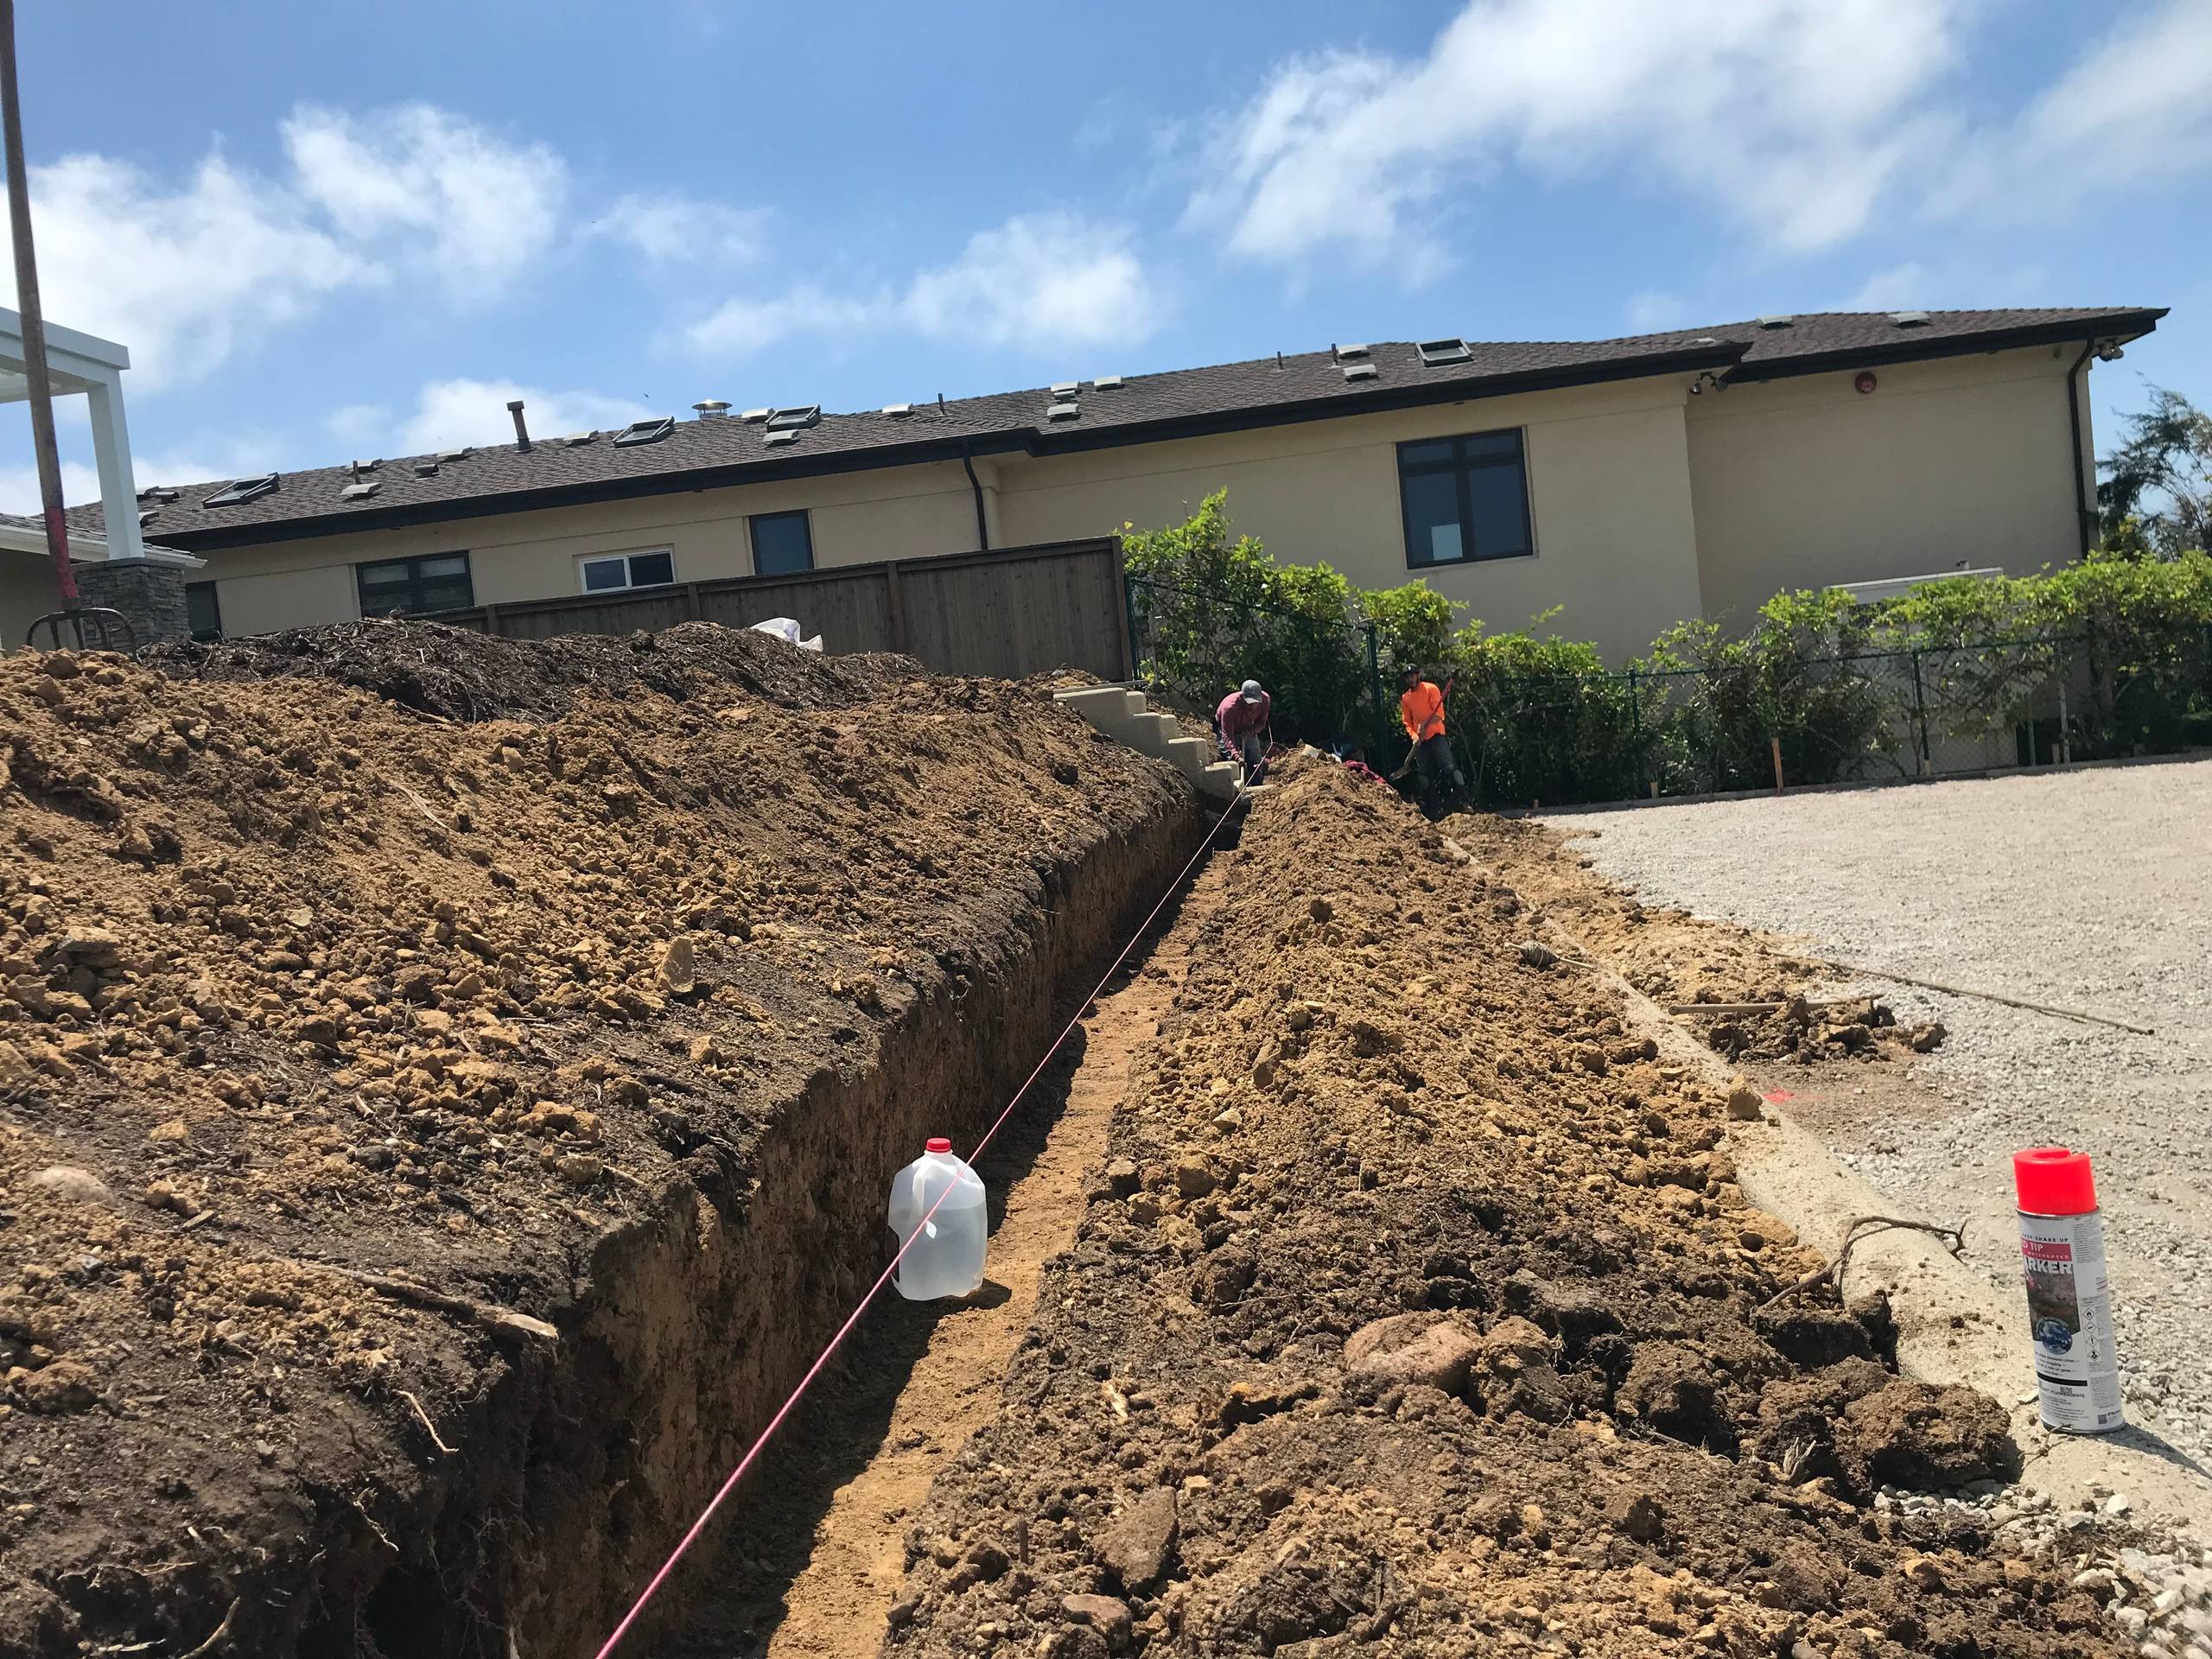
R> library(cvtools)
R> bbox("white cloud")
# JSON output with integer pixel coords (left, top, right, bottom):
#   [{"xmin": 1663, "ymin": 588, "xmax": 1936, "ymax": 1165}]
[
  {"xmin": 327, "ymin": 403, "xmax": 392, "ymax": 448},
  {"xmin": 10, "ymin": 104, "xmax": 569, "ymax": 391},
  {"xmin": 1839, "ymin": 263, "xmax": 1929, "ymax": 311},
  {"xmin": 1192, "ymin": 0, "xmax": 2212, "ymax": 273},
  {"xmin": 282, "ymin": 105, "xmax": 568, "ymax": 298},
  {"xmin": 0, "ymin": 459, "xmax": 99, "ymax": 518},
  {"xmin": 1933, "ymin": 0, "xmax": 2212, "ymax": 221},
  {"xmin": 682, "ymin": 213, "xmax": 1161, "ymax": 359},
  {"xmin": 594, "ymin": 194, "xmax": 770, "ymax": 264},
  {"xmin": 385, "ymin": 378, "xmax": 654, "ymax": 455}
]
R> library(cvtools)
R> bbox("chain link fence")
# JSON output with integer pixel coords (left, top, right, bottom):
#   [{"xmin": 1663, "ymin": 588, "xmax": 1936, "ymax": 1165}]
[{"xmin": 1128, "ymin": 572, "xmax": 2212, "ymax": 809}]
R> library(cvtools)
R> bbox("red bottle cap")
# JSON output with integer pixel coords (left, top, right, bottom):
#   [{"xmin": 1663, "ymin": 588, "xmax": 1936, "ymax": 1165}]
[
  {"xmin": 2013, "ymin": 1147, "xmax": 2096, "ymax": 1216},
  {"xmin": 925, "ymin": 1137, "xmax": 953, "ymax": 1154}
]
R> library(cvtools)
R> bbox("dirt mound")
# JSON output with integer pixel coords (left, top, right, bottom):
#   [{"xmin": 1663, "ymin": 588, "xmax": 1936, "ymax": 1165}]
[
  {"xmin": 886, "ymin": 761, "xmax": 2120, "ymax": 1657},
  {"xmin": 0, "ymin": 628, "xmax": 1193, "ymax": 1656},
  {"xmin": 142, "ymin": 614, "xmax": 920, "ymax": 721},
  {"xmin": 1446, "ymin": 812, "xmax": 1945, "ymax": 1065}
]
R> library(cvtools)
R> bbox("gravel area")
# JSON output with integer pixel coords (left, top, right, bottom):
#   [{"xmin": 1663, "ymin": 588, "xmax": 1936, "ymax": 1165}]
[{"xmin": 1550, "ymin": 756, "xmax": 2212, "ymax": 1461}]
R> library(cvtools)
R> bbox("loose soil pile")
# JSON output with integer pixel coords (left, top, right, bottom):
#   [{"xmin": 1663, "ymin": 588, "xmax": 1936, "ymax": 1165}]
[
  {"xmin": 887, "ymin": 760, "xmax": 2122, "ymax": 1657},
  {"xmin": 0, "ymin": 622, "xmax": 1193, "ymax": 1656},
  {"xmin": 1447, "ymin": 813, "xmax": 1944, "ymax": 1067}
]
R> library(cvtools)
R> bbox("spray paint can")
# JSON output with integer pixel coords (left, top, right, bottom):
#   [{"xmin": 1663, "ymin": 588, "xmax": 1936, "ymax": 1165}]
[{"xmin": 2012, "ymin": 1147, "xmax": 2124, "ymax": 1434}]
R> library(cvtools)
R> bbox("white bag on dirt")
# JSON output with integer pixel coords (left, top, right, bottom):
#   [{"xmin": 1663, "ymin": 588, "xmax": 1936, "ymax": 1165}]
[
  {"xmin": 887, "ymin": 1137, "xmax": 988, "ymax": 1301},
  {"xmin": 750, "ymin": 616, "xmax": 823, "ymax": 652}
]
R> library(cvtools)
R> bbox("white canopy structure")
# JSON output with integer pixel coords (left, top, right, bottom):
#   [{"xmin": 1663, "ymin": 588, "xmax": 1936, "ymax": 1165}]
[{"xmin": 0, "ymin": 303, "xmax": 143, "ymax": 562}]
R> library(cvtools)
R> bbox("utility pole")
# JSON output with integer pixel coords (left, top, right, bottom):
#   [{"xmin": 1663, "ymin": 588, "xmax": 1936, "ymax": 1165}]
[{"xmin": 0, "ymin": 0, "xmax": 76, "ymax": 608}]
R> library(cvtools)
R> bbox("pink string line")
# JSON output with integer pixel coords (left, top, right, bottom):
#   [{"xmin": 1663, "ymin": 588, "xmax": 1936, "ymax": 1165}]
[{"xmin": 591, "ymin": 779, "xmax": 1248, "ymax": 1658}]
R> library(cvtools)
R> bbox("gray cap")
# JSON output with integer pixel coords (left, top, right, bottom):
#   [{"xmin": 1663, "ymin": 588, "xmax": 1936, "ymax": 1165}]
[{"xmin": 1239, "ymin": 679, "xmax": 1263, "ymax": 702}]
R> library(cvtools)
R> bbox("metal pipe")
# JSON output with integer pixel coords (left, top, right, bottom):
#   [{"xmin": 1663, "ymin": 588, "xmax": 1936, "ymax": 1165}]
[
  {"xmin": 2065, "ymin": 338, "xmax": 2096, "ymax": 558},
  {"xmin": 960, "ymin": 442, "xmax": 989, "ymax": 551},
  {"xmin": 506, "ymin": 399, "xmax": 531, "ymax": 453},
  {"xmin": 0, "ymin": 0, "xmax": 75, "ymax": 604}
]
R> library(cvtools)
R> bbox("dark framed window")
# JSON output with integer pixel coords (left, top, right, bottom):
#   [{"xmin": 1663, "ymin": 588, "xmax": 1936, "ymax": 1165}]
[
  {"xmin": 356, "ymin": 551, "xmax": 474, "ymax": 616},
  {"xmin": 750, "ymin": 510, "xmax": 813, "ymax": 576},
  {"xmin": 1397, "ymin": 429, "xmax": 1532, "ymax": 568},
  {"xmin": 185, "ymin": 581, "xmax": 222, "ymax": 642},
  {"xmin": 579, "ymin": 549, "xmax": 676, "ymax": 592}
]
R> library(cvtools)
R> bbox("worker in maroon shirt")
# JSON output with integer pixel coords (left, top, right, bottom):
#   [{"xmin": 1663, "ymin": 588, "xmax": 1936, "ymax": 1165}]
[{"xmin": 1215, "ymin": 678, "xmax": 1272, "ymax": 785}]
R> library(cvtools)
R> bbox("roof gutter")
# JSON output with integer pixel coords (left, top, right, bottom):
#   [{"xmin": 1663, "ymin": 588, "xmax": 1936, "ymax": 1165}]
[
  {"xmin": 2065, "ymin": 337, "xmax": 2097, "ymax": 560},
  {"xmin": 959, "ymin": 440, "xmax": 989, "ymax": 551}
]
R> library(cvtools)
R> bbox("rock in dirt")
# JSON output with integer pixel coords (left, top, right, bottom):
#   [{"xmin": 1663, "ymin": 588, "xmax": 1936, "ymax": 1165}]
[
  {"xmin": 1344, "ymin": 1312, "xmax": 1484, "ymax": 1394},
  {"xmin": 1093, "ymin": 1487, "xmax": 1178, "ymax": 1588},
  {"xmin": 14, "ymin": 1359, "xmax": 98, "ymax": 1414},
  {"xmin": 1605, "ymin": 1490, "xmax": 1667, "ymax": 1543},
  {"xmin": 1617, "ymin": 1341, "xmax": 1730, "ymax": 1447},
  {"xmin": 1060, "ymin": 1592, "xmax": 1133, "ymax": 1649},
  {"xmin": 1837, "ymin": 1379, "xmax": 2020, "ymax": 1491},
  {"xmin": 26, "ymin": 1166, "xmax": 111, "ymax": 1205},
  {"xmin": 1189, "ymin": 1248, "xmax": 1257, "ymax": 1310},
  {"xmin": 1726, "ymin": 1078, "xmax": 1764, "ymax": 1121},
  {"xmin": 657, "ymin": 935, "xmax": 696, "ymax": 995}
]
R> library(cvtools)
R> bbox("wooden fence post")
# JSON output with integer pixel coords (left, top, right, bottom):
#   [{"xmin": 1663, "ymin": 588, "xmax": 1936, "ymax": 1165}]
[{"xmin": 884, "ymin": 561, "xmax": 908, "ymax": 654}]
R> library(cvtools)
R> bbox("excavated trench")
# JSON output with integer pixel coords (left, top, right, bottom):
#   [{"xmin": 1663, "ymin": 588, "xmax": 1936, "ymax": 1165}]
[{"xmin": 374, "ymin": 788, "xmax": 1214, "ymax": 1658}]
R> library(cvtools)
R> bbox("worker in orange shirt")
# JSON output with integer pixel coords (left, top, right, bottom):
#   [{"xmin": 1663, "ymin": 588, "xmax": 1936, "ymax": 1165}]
[{"xmin": 1397, "ymin": 665, "xmax": 1464, "ymax": 812}]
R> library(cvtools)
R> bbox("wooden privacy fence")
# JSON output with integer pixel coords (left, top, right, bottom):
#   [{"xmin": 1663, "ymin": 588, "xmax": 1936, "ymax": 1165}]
[{"xmin": 429, "ymin": 537, "xmax": 1134, "ymax": 682}]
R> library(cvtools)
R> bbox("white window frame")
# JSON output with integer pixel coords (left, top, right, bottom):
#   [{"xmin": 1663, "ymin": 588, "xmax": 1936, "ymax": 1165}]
[{"xmin": 577, "ymin": 547, "xmax": 677, "ymax": 594}]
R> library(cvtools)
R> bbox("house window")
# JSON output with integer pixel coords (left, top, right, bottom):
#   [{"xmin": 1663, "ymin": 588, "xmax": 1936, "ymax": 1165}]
[
  {"xmin": 356, "ymin": 551, "xmax": 474, "ymax": 616},
  {"xmin": 185, "ymin": 582, "xmax": 222, "ymax": 642},
  {"xmin": 750, "ymin": 510, "xmax": 813, "ymax": 576},
  {"xmin": 579, "ymin": 549, "xmax": 676, "ymax": 593},
  {"xmin": 1396, "ymin": 429, "xmax": 1532, "ymax": 568}
]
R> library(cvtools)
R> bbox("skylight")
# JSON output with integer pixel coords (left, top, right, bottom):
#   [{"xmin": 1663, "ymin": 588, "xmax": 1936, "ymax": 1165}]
[
  {"xmin": 1417, "ymin": 338, "xmax": 1471, "ymax": 366},
  {"xmin": 613, "ymin": 416, "xmax": 677, "ymax": 448},
  {"xmin": 341, "ymin": 481, "xmax": 382, "ymax": 502},
  {"xmin": 766, "ymin": 405, "xmax": 821, "ymax": 432},
  {"xmin": 201, "ymin": 474, "xmax": 279, "ymax": 509},
  {"xmin": 1342, "ymin": 362, "xmax": 1378, "ymax": 383}
]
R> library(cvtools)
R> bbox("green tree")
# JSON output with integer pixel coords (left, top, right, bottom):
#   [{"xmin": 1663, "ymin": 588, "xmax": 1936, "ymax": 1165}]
[{"xmin": 2099, "ymin": 386, "xmax": 2212, "ymax": 558}]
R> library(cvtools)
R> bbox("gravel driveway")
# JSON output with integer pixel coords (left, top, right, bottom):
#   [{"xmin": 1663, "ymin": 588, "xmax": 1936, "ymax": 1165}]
[{"xmin": 1550, "ymin": 757, "xmax": 2212, "ymax": 1460}]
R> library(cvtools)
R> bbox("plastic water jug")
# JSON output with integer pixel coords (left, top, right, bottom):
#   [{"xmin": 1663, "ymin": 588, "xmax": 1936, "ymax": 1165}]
[{"xmin": 887, "ymin": 1138, "xmax": 988, "ymax": 1301}]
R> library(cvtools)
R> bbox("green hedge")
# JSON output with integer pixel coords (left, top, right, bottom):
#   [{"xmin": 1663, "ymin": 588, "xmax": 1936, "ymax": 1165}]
[{"xmin": 1124, "ymin": 493, "xmax": 2212, "ymax": 805}]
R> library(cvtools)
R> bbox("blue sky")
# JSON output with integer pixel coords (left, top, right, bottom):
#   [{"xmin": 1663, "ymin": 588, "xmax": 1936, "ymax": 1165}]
[{"xmin": 6, "ymin": 0, "xmax": 2210, "ymax": 512}]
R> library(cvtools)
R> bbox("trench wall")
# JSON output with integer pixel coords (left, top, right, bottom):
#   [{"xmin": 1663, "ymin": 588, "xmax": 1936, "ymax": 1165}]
[{"xmin": 324, "ymin": 783, "xmax": 1201, "ymax": 1656}]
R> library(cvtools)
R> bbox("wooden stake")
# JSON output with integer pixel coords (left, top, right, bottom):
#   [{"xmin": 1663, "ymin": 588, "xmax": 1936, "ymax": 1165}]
[{"xmin": 1770, "ymin": 736, "xmax": 1784, "ymax": 795}]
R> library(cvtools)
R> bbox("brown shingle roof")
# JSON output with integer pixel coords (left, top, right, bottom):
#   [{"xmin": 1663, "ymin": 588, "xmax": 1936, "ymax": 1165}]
[{"xmin": 73, "ymin": 307, "xmax": 2163, "ymax": 550}]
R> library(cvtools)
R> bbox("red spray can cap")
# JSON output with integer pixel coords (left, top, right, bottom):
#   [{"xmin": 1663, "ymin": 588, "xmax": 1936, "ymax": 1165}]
[
  {"xmin": 2013, "ymin": 1147, "xmax": 2096, "ymax": 1215},
  {"xmin": 925, "ymin": 1137, "xmax": 953, "ymax": 1154}
]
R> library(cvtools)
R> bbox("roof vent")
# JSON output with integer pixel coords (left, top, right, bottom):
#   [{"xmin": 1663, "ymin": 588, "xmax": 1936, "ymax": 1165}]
[
  {"xmin": 1417, "ymin": 338, "xmax": 1471, "ymax": 366},
  {"xmin": 415, "ymin": 461, "xmax": 440, "ymax": 478},
  {"xmin": 560, "ymin": 431, "xmax": 597, "ymax": 446},
  {"xmin": 1046, "ymin": 400, "xmax": 1080, "ymax": 421},
  {"xmin": 350, "ymin": 458, "xmax": 380, "ymax": 474},
  {"xmin": 201, "ymin": 474, "xmax": 280, "ymax": 509},
  {"xmin": 766, "ymin": 405, "xmax": 821, "ymax": 432},
  {"xmin": 613, "ymin": 416, "xmax": 677, "ymax": 448},
  {"xmin": 1888, "ymin": 310, "xmax": 1931, "ymax": 327},
  {"xmin": 739, "ymin": 407, "xmax": 772, "ymax": 423},
  {"xmin": 764, "ymin": 429, "xmax": 799, "ymax": 448},
  {"xmin": 1694, "ymin": 336, "xmax": 1720, "ymax": 346},
  {"xmin": 1093, "ymin": 374, "xmax": 1123, "ymax": 390},
  {"xmin": 882, "ymin": 401, "xmax": 913, "ymax": 417},
  {"xmin": 137, "ymin": 484, "xmax": 179, "ymax": 503},
  {"xmin": 1332, "ymin": 342, "xmax": 1370, "ymax": 362},
  {"xmin": 340, "ymin": 480, "xmax": 382, "ymax": 502},
  {"xmin": 437, "ymin": 448, "xmax": 473, "ymax": 464},
  {"xmin": 1341, "ymin": 361, "xmax": 1378, "ymax": 383},
  {"xmin": 1050, "ymin": 380, "xmax": 1079, "ymax": 397},
  {"xmin": 1755, "ymin": 315, "xmax": 1795, "ymax": 330},
  {"xmin": 137, "ymin": 508, "xmax": 158, "ymax": 528},
  {"xmin": 692, "ymin": 399, "xmax": 732, "ymax": 418}
]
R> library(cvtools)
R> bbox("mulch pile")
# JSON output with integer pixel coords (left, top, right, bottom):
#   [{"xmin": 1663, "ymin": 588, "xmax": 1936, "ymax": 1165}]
[
  {"xmin": 888, "ymin": 760, "xmax": 2121, "ymax": 1657},
  {"xmin": 0, "ymin": 621, "xmax": 1183, "ymax": 1657}
]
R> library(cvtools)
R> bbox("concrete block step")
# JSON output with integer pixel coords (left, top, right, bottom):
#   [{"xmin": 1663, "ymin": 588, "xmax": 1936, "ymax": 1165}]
[
  {"xmin": 1162, "ymin": 735, "xmax": 1213, "ymax": 778},
  {"xmin": 1123, "ymin": 711, "xmax": 1180, "ymax": 757},
  {"xmin": 1195, "ymin": 762, "xmax": 1244, "ymax": 803}
]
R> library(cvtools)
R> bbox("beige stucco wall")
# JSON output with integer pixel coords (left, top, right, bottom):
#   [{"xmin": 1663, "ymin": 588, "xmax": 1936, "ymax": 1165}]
[
  {"xmin": 192, "ymin": 455, "xmax": 986, "ymax": 632},
  {"xmin": 1685, "ymin": 343, "xmax": 2088, "ymax": 629},
  {"xmin": 995, "ymin": 373, "xmax": 1707, "ymax": 665}
]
